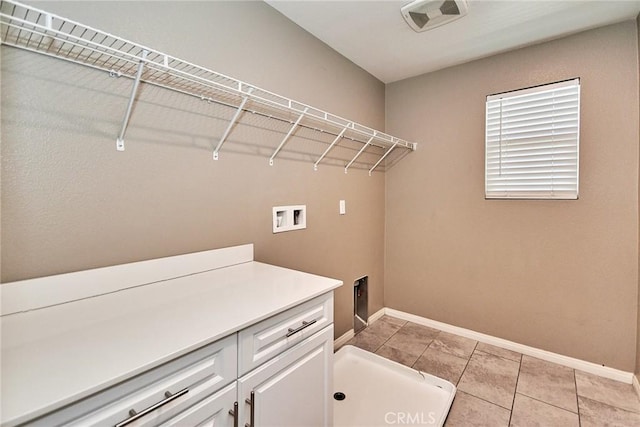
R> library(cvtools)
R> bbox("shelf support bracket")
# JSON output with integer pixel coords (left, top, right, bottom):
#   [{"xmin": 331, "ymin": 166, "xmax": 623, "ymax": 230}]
[
  {"xmin": 116, "ymin": 49, "xmax": 148, "ymax": 151},
  {"xmin": 213, "ymin": 89, "xmax": 252, "ymax": 160},
  {"xmin": 369, "ymin": 139, "xmax": 399, "ymax": 176},
  {"xmin": 345, "ymin": 135, "xmax": 375, "ymax": 174},
  {"xmin": 313, "ymin": 126, "xmax": 349, "ymax": 171},
  {"xmin": 269, "ymin": 108, "xmax": 308, "ymax": 166}
]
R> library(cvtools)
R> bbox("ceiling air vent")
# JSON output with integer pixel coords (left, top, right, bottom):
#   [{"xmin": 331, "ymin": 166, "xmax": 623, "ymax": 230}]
[{"xmin": 401, "ymin": 0, "xmax": 468, "ymax": 32}]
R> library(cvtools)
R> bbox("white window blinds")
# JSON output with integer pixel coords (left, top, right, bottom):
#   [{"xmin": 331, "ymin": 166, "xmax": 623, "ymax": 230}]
[{"xmin": 485, "ymin": 78, "xmax": 580, "ymax": 199}]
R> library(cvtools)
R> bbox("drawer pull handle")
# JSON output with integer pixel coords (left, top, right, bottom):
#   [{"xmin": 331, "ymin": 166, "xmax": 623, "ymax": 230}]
[
  {"xmin": 245, "ymin": 391, "xmax": 255, "ymax": 427},
  {"xmin": 229, "ymin": 401, "xmax": 239, "ymax": 427},
  {"xmin": 286, "ymin": 319, "xmax": 317, "ymax": 337},
  {"xmin": 114, "ymin": 388, "xmax": 189, "ymax": 427}
]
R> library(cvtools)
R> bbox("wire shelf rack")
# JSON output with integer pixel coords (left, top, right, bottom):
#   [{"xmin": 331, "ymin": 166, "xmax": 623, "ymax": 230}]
[{"xmin": 0, "ymin": 0, "xmax": 417, "ymax": 174}]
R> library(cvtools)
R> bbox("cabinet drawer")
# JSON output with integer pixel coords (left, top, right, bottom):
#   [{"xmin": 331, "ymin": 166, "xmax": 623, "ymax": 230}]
[
  {"xmin": 27, "ymin": 334, "xmax": 237, "ymax": 427},
  {"xmin": 238, "ymin": 292, "xmax": 333, "ymax": 376},
  {"xmin": 160, "ymin": 382, "xmax": 237, "ymax": 427}
]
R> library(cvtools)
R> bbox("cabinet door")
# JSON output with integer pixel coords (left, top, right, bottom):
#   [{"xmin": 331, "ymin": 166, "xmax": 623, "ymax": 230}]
[
  {"xmin": 160, "ymin": 382, "xmax": 237, "ymax": 427},
  {"xmin": 238, "ymin": 326, "xmax": 333, "ymax": 427}
]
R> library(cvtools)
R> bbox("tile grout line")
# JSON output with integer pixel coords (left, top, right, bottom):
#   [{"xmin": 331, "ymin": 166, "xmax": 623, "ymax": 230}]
[
  {"xmin": 474, "ymin": 348, "xmax": 523, "ymax": 364},
  {"xmin": 376, "ymin": 318, "xmax": 437, "ymax": 367},
  {"xmin": 574, "ymin": 369, "xmax": 582, "ymax": 427},
  {"xmin": 456, "ymin": 389, "xmax": 515, "ymax": 412},
  {"xmin": 507, "ymin": 353, "xmax": 523, "ymax": 426},
  {"xmin": 516, "ymin": 391, "xmax": 581, "ymax": 415},
  {"xmin": 372, "ymin": 320, "xmax": 399, "ymax": 353},
  {"xmin": 410, "ymin": 330, "xmax": 441, "ymax": 369},
  {"xmin": 454, "ymin": 340, "xmax": 478, "ymax": 387},
  {"xmin": 371, "ymin": 317, "xmax": 407, "ymax": 354},
  {"xmin": 573, "ymin": 371, "xmax": 640, "ymax": 415}
]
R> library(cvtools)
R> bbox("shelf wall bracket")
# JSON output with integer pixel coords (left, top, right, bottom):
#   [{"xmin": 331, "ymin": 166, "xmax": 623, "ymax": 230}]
[
  {"xmin": 213, "ymin": 88, "xmax": 253, "ymax": 160},
  {"xmin": 369, "ymin": 139, "xmax": 399, "ymax": 176},
  {"xmin": 269, "ymin": 108, "xmax": 308, "ymax": 166},
  {"xmin": 344, "ymin": 135, "xmax": 375, "ymax": 174},
  {"xmin": 116, "ymin": 49, "xmax": 148, "ymax": 151},
  {"xmin": 313, "ymin": 126, "xmax": 349, "ymax": 171}
]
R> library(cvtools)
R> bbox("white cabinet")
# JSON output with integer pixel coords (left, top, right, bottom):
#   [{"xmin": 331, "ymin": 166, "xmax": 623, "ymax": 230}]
[
  {"xmin": 2, "ymin": 245, "xmax": 342, "ymax": 427},
  {"xmin": 21, "ymin": 293, "xmax": 334, "ymax": 427},
  {"xmin": 238, "ymin": 326, "xmax": 334, "ymax": 427}
]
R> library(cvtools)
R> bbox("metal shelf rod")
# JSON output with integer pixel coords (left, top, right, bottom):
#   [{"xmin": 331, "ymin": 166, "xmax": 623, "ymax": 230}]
[
  {"xmin": 116, "ymin": 49, "xmax": 148, "ymax": 151},
  {"xmin": 214, "ymin": 89, "xmax": 252, "ymax": 160},
  {"xmin": 369, "ymin": 139, "xmax": 399, "ymax": 176},
  {"xmin": 314, "ymin": 126, "xmax": 348, "ymax": 171},
  {"xmin": 345, "ymin": 135, "xmax": 375, "ymax": 174},
  {"xmin": 270, "ymin": 108, "xmax": 307, "ymax": 166}
]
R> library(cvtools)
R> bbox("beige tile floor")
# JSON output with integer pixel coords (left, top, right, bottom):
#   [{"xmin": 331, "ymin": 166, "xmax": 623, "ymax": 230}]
[{"xmin": 343, "ymin": 315, "xmax": 640, "ymax": 426}]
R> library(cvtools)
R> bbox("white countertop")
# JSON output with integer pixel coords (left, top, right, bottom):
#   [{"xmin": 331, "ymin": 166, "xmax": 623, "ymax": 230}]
[{"xmin": 0, "ymin": 260, "xmax": 342, "ymax": 426}]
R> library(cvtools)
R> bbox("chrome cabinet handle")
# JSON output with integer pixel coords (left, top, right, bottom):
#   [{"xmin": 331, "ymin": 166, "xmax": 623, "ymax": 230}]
[
  {"xmin": 286, "ymin": 319, "xmax": 317, "ymax": 337},
  {"xmin": 229, "ymin": 401, "xmax": 239, "ymax": 427},
  {"xmin": 245, "ymin": 391, "xmax": 255, "ymax": 427},
  {"xmin": 114, "ymin": 388, "xmax": 189, "ymax": 427}
]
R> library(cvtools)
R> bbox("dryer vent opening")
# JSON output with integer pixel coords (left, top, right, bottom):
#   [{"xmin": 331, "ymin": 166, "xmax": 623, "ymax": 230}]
[{"xmin": 354, "ymin": 276, "xmax": 368, "ymax": 333}]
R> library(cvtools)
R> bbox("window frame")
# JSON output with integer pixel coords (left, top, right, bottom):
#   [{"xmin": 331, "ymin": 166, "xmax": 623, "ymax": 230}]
[{"xmin": 484, "ymin": 78, "xmax": 581, "ymax": 200}]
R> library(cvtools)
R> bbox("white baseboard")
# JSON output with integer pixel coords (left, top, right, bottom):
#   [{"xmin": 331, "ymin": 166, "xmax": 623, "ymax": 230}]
[
  {"xmin": 385, "ymin": 308, "xmax": 634, "ymax": 384},
  {"xmin": 633, "ymin": 375, "xmax": 640, "ymax": 400},
  {"xmin": 368, "ymin": 307, "xmax": 385, "ymax": 324},
  {"xmin": 334, "ymin": 328, "xmax": 355, "ymax": 351}
]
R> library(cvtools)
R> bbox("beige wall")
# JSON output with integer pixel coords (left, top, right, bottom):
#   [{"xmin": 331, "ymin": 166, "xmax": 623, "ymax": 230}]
[
  {"xmin": 0, "ymin": 1, "xmax": 388, "ymax": 338},
  {"xmin": 385, "ymin": 21, "xmax": 640, "ymax": 371},
  {"xmin": 637, "ymin": 12, "xmax": 640, "ymax": 377}
]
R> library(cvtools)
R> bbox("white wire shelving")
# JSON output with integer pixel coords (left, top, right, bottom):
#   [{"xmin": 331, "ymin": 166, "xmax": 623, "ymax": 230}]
[{"xmin": 0, "ymin": 0, "xmax": 417, "ymax": 174}]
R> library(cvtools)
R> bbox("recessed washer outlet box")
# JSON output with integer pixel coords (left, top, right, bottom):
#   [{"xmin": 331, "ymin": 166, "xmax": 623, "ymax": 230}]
[{"xmin": 272, "ymin": 205, "xmax": 306, "ymax": 233}]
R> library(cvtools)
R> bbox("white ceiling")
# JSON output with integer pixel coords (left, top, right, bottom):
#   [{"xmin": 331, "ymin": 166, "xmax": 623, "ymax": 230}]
[{"xmin": 266, "ymin": 0, "xmax": 640, "ymax": 83}]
